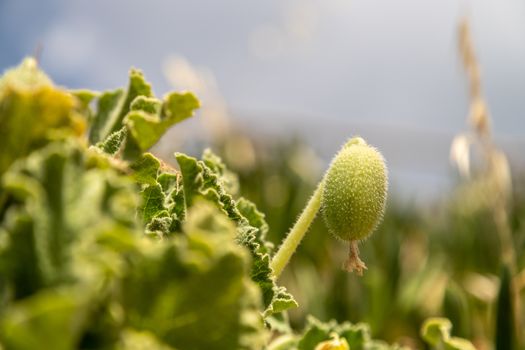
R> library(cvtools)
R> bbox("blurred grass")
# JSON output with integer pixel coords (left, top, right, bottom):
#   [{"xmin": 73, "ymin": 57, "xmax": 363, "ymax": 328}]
[
  {"xmin": 159, "ymin": 18, "xmax": 525, "ymax": 348},
  {"xmin": 208, "ymin": 133, "xmax": 525, "ymax": 349}
]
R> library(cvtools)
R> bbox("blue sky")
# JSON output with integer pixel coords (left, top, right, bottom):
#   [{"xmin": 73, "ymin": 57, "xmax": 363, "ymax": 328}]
[{"xmin": 1, "ymin": 0, "xmax": 524, "ymax": 201}]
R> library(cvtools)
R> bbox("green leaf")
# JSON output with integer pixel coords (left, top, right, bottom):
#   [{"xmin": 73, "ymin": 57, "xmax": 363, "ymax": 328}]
[
  {"xmin": 89, "ymin": 89, "xmax": 125, "ymax": 144},
  {"xmin": 70, "ymin": 89, "xmax": 98, "ymax": 123},
  {"xmin": 443, "ymin": 281, "xmax": 471, "ymax": 339},
  {"xmin": 266, "ymin": 334, "xmax": 298, "ymax": 350},
  {"xmin": 162, "ymin": 91, "xmax": 200, "ymax": 124},
  {"xmin": 421, "ymin": 318, "xmax": 453, "ymax": 346},
  {"xmin": 265, "ymin": 287, "xmax": 297, "ymax": 315},
  {"xmin": 139, "ymin": 184, "xmax": 167, "ymax": 224},
  {"xmin": 0, "ymin": 288, "xmax": 90, "ymax": 350},
  {"xmin": 495, "ymin": 265, "xmax": 516, "ymax": 350},
  {"xmin": 202, "ymin": 148, "xmax": 240, "ymax": 195},
  {"xmin": 0, "ymin": 58, "xmax": 85, "ymax": 175},
  {"xmin": 0, "ymin": 141, "xmax": 140, "ymax": 290},
  {"xmin": 130, "ymin": 153, "xmax": 185, "ymax": 237},
  {"xmin": 297, "ymin": 317, "xmax": 337, "ymax": 350},
  {"xmin": 84, "ymin": 69, "xmax": 198, "ymax": 162},
  {"xmin": 70, "ymin": 89, "xmax": 98, "ymax": 109},
  {"xmin": 175, "ymin": 153, "xmax": 205, "ymax": 207},
  {"xmin": 421, "ymin": 318, "xmax": 475, "ymax": 350},
  {"xmin": 96, "ymin": 127, "xmax": 127, "ymax": 155},
  {"xmin": 1, "ymin": 59, "xmax": 273, "ymax": 350},
  {"xmin": 131, "ymin": 153, "xmax": 161, "ymax": 186},
  {"xmin": 0, "ymin": 57, "xmax": 52, "ymax": 91},
  {"xmin": 157, "ymin": 172, "xmax": 179, "ymax": 193},
  {"xmin": 122, "ymin": 202, "xmax": 267, "ymax": 350},
  {"xmin": 124, "ymin": 92, "xmax": 198, "ymax": 152},
  {"xmin": 261, "ymin": 277, "xmax": 297, "ymax": 315},
  {"xmin": 236, "ymin": 197, "xmax": 272, "ymax": 253},
  {"xmin": 290, "ymin": 316, "xmax": 405, "ymax": 350},
  {"xmin": 158, "ymin": 171, "xmax": 186, "ymax": 233},
  {"xmin": 0, "ymin": 156, "xmax": 142, "ymax": 347},
  {"xmin": 313, "ymin": 334, "xmax": 349, "ymax": 350},
  {"xmin": 117, "ymin": 329, "xmax": 174, "ymax": 350},
  {"xmin": 444, "ymin": 338, "xmax": 478, "ymax": 350},
  {"xmin": 130, "ymin": 96, "xmax": 162, "ymax": 114},
  {"xmin": 175, "ymin": 151, "xmax": 297, "ymax": 315},
  {"xmin": 88, "ymin": 69, "xmax": 153, "ymax": 145},
  {"xmin": 338, "ymin": 323, "xmax": 370, "ymax": 350},
  {"xmin": 0, "ymin": 210, "xmax": 42, "ymax": 299}
]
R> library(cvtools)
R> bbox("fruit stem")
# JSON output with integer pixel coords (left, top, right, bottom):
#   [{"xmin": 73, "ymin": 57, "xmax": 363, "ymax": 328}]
[
  {"xmin": 343, "ymin": 241, "xmax": 367, "ymax": 276},
  {"xmin": 271, "ymin": 181, "xmax": 324, "ymax": 279}
]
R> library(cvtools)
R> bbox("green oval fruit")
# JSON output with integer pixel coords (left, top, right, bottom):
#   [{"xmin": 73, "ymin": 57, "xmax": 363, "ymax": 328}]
[{"xmin": 321, "ymin": 137, "xmax": 388, "ymax": 242}]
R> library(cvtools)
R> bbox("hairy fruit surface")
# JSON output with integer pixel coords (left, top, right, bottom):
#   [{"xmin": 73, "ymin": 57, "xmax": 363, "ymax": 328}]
[{"xmin": 321, "ymin": 137, "xmax": 388, "ymax": 242}]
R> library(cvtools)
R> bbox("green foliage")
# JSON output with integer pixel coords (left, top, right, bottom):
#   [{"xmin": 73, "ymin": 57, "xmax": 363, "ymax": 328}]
[
  {"xmin": 174, "ymin": 151, "xmax": 297, "ymax": 315},
  {"xmin": 121, "ymin": 202, "xmax": 267, "ymax": 350},
  {"xmin": 421, "ymin": 318, "xmax": 476, "ymax": 350},
  {"xmin": 0, "ymin": 59, "xmax": 481, "ymax": 350},
  {"xmin": 266, "ymin": 316, "xmax": 408, "ymax": 350},
  {"xmin": 495, "ymin": 265, "xmax": 517, "ymax": 350},
  {"xmin": 87, "ymin": 67, "xmax": 199, "ymax": 160},
  {"xmin": 219, "ymin": 133, "xmax": 525, "ymax": 348},
  {"xmin": 0, "ymin": 58, "xmax": 85, "ymax": 176},
  {"xmin": 0, "ymin": 59, "xmax": 266, "ymax": 349}
]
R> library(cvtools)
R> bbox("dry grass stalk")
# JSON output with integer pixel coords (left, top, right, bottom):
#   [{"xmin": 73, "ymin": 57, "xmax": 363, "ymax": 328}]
[{"xmin": 452, "ymin": 17, "xmax": 521, "ymax": 344}]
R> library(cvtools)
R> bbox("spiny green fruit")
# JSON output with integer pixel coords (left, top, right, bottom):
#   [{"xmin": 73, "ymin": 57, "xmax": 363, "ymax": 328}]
[
  {"xmin": 321, "ymin": 137, "xmax": 387, "ymax": 242},
  {"xmin": 271, "ymin": 136, "xmax": 388, "ymax": 277}
]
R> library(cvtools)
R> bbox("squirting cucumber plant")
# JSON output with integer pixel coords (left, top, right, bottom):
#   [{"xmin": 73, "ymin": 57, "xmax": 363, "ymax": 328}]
[
  {"xmin": 0, "ymin": 58, "xmax": 475, "ymax": 350},
  {"xmin": 271, "ymin": 137, "xmax": 387, "ymax": 278}
]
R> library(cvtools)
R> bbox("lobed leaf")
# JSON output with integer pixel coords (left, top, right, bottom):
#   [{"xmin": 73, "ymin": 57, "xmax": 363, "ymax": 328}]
[
  {"xmin": 87, "ymin": 69, "xmax": 198, "ymax": 161},
  {"xmin": 175, "ymin": 150, "xmax": 298, "ymax": 316},
  {"xmin": 267, "ymin": 316, "xmax": 407, "ymax": 350},
  {"xmin": 0, "ymin": 59, "xmax": 85, "ymax": 175},
  {"xmin": 122, "ymin": 202, "xmax": 267, "ymax": 350},
  {"xmin": 421, "ymin": 318, "xmax": 475, "ymax": 350},
  {"xmin": 0, "ymin": 142, "xmax": 267, "ymax": 349}
]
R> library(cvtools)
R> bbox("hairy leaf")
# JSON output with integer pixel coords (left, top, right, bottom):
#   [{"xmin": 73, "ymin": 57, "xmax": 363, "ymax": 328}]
[
  {"xmin": 122, "ymin": 202, "xmax": 267, "ymax": 350},
  {"xmin": 176, "ymin": 150, "xmax": 297, "ymax": 315},
  {"xmin": 0, "ymin": 58, "xmax": 85, "ymax": 175},
  {"xmin": 421, "ymin": 318, "xmax": 475, "ymax": 350},
  {"xmin": 125, "ymin": 92, "xmax": 199, "ymax": 152},
  {"xmin": 267, "ymin": 316, "xmax": 407, "ymax": 350}
]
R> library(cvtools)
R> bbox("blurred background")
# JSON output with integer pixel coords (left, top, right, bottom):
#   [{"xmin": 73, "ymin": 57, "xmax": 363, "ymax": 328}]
[
  {"xmin": 1, "ymin": 0, "xmax": 525, "ymax": 202},
  {"xmin": 1, "ymin": 1, "xmax": 525, "ymax": 348}
]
